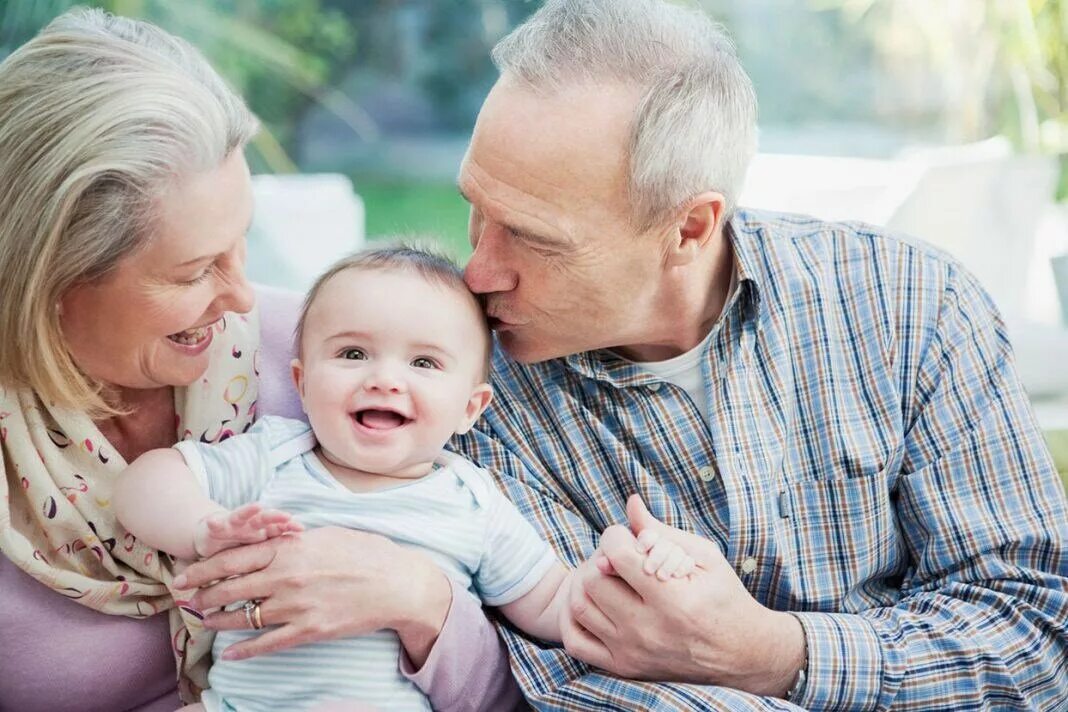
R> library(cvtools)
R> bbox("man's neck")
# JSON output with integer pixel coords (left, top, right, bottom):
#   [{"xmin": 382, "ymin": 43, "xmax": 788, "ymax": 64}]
[{"xmin": 615, "ymin": 234, "xmax": 736, "ymax": 363}]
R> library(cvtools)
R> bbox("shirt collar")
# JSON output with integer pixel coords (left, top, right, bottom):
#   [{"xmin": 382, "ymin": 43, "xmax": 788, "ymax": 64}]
[{"xmin": 562, "ymin": 209, "xmax": 766, "ymax": 388}]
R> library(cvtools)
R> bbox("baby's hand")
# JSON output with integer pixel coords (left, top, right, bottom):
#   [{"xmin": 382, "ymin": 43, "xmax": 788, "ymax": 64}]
[
  {"xmin": 636, "ymin": 529, "xmax": 696, "ymax": 581},
  {"xmin": 193, "ymin": 503, "xmax": 303, "ymax": 559}
]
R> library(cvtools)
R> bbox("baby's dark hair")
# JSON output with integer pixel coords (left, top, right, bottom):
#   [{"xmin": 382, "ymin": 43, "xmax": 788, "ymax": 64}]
[{"xmin": 295, "ymin": 243, "xmax": 493, "ymax": 377}]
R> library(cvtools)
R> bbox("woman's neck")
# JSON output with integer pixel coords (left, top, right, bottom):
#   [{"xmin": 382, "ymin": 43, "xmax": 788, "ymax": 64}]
[{"xmin": 94, "ymin": 386, "xmax": 176, "ymax": 463}]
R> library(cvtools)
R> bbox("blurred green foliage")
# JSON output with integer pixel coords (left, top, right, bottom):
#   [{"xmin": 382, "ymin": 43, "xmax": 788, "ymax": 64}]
[
  {"xmin": 0, "ymin": 0, "xmax": 359, "ymax": 172},
  {"xmin": 360, "ymin": 181, "xmax": 471, "ymax": 259},
  {"xmin": 817, "ymin": 0, "xmax": 1068, "ymax": 198},
  {"xmin": 1042, "ymin": 431, "xmax": 1068, "ymax": 493}
]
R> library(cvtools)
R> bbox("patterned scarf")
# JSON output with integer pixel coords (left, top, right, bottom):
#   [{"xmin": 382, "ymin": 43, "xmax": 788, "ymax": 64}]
[{"xmin": 0, "ymin": 306, "xmax": 260, "ymax": 701}]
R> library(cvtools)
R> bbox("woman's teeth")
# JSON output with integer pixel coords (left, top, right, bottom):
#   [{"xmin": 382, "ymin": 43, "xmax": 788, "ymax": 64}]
[{"xmin": 168, "ymin": 324, "xmax": 211, "ymax": 346}]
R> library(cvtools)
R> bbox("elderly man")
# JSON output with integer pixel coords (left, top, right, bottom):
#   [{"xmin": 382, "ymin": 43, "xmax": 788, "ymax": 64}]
[{"xmin": 455, "ymin": 0, "xmax": 1068, "ymax": 709}]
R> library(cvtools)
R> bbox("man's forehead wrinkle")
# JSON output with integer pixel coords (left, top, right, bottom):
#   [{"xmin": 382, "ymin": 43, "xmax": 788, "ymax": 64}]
[{"xmin": 465, "ymin": 155, "xmax": 578, "ymax": 245}]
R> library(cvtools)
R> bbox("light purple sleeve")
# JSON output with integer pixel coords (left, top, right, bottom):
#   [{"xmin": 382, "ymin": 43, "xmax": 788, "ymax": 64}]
[{"xmin": 254, "ymin": 285, "xmax": 523, "ymax": 712}]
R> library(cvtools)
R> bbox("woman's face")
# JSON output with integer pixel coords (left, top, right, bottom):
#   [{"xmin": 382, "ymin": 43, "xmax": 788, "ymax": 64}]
[{"xmin": 59, "ymin": 151, "xmax": 256, "ymax": 393}]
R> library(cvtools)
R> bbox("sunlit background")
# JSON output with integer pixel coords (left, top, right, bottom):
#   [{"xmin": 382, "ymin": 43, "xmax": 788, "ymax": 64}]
[{"xmin": 3, "ymin": 0, "xmax": 1067, "ymax": 488}]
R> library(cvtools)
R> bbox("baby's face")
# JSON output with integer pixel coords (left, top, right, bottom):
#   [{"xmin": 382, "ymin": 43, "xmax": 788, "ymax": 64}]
[{"xmin": 294, "ymin": 268, "xmax": 490, "ymax": 479}]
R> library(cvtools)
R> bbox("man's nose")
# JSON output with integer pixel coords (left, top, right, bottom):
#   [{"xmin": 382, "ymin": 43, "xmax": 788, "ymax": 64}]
[{"xmin": 464, "ymin": 228, "xmax": 517, "ymax": 295}]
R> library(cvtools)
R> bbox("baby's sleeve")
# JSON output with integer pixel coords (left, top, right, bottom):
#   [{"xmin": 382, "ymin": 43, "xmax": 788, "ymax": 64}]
[
  {"xmin": 173, "ymin": 416, "xmax": 296, "ymax": 509},
  {"xmin": 473, "ymin": 473, "xmax": 558, "ymax": 606}
]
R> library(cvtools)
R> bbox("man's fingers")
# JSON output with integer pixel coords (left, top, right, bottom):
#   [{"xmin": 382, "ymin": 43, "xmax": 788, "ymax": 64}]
[
  {"xmin": 626, "ymin": 494, "xmax": 661, "ymax": 537},
  {"xmin": 593, "ymin": 551, "xmax": 617, "ymax": 576},
  {"xmin": 174, "ymin": 535, "xmax": 287, "ymax": 589},
  {"xmin": 625, "ymin": 494, "xmax": 722, "ymax": 568},
  {"xmin": 569, "ymin": 568, "xmax": 618, "ymax": 640},
  {"xmin": 597, "ymin": 525, "xmax": 679, "ymax": 601},
  {"xmin": 560, "ymin": 617, "xmax": 614, "ymax": 671}
]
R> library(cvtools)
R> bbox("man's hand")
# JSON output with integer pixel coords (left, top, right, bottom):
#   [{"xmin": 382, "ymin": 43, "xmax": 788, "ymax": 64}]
[
  {"xmin": 192, "ymin": 503, "xmax": 304, "ymax": 559},
  {"xmin": 172, "ymin": 526, "xmax": 452, "ymax": 666},
  {"xmin": 560, "ymin": 495, "xmax": 805, "ymax": 698}
]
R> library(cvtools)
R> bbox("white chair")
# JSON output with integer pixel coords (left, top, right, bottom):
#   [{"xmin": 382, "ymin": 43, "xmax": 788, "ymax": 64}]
[{"xmin": 246, "ymin": 173, "xmax": 366, "ymax": 292}]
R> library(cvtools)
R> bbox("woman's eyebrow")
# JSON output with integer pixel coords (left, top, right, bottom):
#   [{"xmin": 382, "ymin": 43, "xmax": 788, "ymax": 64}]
[{"xmin": 174, "ymin": 221, "xmax": 253, "ymax": 268}]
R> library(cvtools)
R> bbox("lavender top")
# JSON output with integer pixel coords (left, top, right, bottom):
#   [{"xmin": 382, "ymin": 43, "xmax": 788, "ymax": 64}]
[{"xmin": 0, "ymin": 285, "xmax": 521, "ymax": 712}]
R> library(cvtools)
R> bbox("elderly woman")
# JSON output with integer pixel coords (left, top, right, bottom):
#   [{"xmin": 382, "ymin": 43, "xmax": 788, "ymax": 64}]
[{"xmin": 0, "ymin": 9, "xmax": 519, "ymax": 711}]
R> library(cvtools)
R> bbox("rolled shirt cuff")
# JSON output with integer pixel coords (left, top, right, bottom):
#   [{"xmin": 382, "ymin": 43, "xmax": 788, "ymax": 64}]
[{"xmin": 790, "ymin": 611, "xmax": 885, "ymax": 711}]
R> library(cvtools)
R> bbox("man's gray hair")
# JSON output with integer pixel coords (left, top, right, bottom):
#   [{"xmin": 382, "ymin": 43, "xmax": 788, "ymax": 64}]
[{"xmin": 492, "ymin": 0, "xmax": 757, "ymax": 227}]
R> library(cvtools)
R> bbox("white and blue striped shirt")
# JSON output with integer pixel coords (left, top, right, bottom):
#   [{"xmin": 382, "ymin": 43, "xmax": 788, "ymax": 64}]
[{"xmin": 176, "ymin": 415, "xmax": 557, "ymax": 712}]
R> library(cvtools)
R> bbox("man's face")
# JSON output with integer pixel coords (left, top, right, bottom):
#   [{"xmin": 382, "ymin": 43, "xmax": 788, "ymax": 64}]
[{"xmin": 459, "ymin": 78, "xmax": 671, "ymax": 363}]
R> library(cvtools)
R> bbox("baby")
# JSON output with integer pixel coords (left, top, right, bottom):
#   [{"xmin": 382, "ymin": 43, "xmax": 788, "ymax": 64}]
[{"xmin": 115, "ymin": 246, "xmax": 694, "ymax": 711}]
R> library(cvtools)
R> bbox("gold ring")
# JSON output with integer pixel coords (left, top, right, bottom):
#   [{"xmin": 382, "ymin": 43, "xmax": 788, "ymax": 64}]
[{"xmin": 242, "ymin": 599, "xmax": 264, "ymax": 630}]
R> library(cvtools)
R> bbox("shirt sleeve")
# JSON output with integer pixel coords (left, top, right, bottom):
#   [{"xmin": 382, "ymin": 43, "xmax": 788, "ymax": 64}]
[
  {"xmin": 399, "ymin": 577, "xmax": 525, "ymax": 712},
  {"xmin": 471, "ymin": 468, "xmax": 558, "ymax": 606},
  {"xmin": 792, "ymin": 265, "xmax": 1068, "ymax": 711},
  {"xmin": 173, "ymin": 417, "xmax": 279, "ymax": 509}
]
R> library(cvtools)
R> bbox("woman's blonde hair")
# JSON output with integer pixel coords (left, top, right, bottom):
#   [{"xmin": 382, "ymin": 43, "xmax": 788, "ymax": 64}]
[{"xmin": 0, "ymin": 8, "xmax": 258, "ymax": 415}]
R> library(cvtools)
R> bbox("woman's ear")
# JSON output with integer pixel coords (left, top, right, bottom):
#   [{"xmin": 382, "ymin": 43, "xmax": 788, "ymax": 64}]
[{"xmin": 456, "ymin": 383, "xmax": 493, "ymax": 434}]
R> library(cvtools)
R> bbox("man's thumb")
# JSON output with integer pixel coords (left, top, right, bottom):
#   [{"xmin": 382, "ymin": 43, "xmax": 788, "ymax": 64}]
[{"xmin": 626, "ymin": 493, "xmax": 662, "ymax": 536}]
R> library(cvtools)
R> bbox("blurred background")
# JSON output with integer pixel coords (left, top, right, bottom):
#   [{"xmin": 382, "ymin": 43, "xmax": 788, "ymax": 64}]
[{"xmin": 3, "ymin": 0, "xmax": 1068, "ymax": 488}]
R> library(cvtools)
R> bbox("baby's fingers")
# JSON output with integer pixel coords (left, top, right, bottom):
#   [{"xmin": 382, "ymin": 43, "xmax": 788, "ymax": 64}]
[
  {"xmin": 655, "ymin": 545, "xmax": 686, "ymax": 581},
  {"xmin": 245, "ymin": 508, "xmax": 297, "ymax": 531},
  {"xmin": 261, "ymin": 521, "xmax": 304, "ymax": 539},
  {"xmin": 229, "ymin": 503, "xmax": 264, "ymax": 524},
  {"xmin": 642, "ymin": 539, "xmax": 672, "ymax": 575},
  {"xmin": 636, "ymin": 529, "xmax": 659, "ymax": 554},
  {"xmin": 672, "ymin": 554, "xmax": 696, "ymax": 579}
]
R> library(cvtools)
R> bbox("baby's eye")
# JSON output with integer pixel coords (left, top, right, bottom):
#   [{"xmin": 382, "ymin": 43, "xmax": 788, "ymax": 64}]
[
  {"xmin": 339, "ymin": 348, "xmax": 367, "ymax": 360},
  {"xmin": 411, "ymin": 357, "xmax": 439, "ymax": 370}
]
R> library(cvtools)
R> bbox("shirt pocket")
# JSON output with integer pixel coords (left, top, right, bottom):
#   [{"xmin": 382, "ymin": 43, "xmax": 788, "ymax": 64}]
[{"xmin": 779, "ymin": 469, "xmax": 908, "ymax": 613}]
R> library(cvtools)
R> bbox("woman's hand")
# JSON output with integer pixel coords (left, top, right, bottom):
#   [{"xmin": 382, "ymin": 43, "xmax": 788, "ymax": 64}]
[{"xmin": 173, "ymin": 526, "xmax": 452, "ymax": 665}]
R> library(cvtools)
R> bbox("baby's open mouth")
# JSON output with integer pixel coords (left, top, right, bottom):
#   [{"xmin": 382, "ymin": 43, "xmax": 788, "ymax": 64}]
[
  {"xmin": 167, "ymin": 323, "xmax": 214, "ymax": 346},
  {"xmin": 354, "ymin": 409, "xmax": 411, "ymax": 430}
]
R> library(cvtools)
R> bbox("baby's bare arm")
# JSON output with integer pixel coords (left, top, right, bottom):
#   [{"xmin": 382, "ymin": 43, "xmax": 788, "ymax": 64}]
[
  {"xmin": 114, "ymin": 448, "xmax": 222, "ymax": 560},
  {"xmin": 498, "ymin": 562, "xmax": 570, "ymax": 642}
]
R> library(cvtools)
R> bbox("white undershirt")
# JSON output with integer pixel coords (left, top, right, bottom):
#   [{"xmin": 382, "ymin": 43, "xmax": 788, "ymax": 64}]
[{"xmin": 621, "ymin": 269, "xmax": 738, "ymax": 423}]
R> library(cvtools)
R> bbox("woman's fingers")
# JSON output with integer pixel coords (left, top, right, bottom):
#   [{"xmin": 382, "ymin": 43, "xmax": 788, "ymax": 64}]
[
  {"xmin": 174, "ymin": 534, "xmax": 289, "ymax": 589},
  {"xmin": 220, "ymin": 624, "xmax": 298, "ymax": 660}
]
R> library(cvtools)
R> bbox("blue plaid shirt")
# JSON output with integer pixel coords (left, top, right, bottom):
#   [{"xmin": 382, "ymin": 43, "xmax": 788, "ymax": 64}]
[{"xmin": 453, "ymin": 209, "xmax": 1068, "ymax": 711}]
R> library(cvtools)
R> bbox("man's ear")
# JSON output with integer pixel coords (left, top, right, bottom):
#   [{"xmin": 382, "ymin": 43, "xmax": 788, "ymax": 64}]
[
  {"xmin": 665, "ymin": 191, "xmax": 727, "ymax": 267},
  {"xmin": 456, "ymin": 383, "xmax": 493, "ymax": 434},
  {"xmin": 290, "ymin": 358, "xmax": 308, "ymax": 413}
]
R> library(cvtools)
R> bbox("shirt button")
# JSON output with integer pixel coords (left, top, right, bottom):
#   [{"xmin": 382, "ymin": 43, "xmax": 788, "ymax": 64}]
[
  {"xmin": 647, "ymin": 382, "xmax": 662, "ymax": 392},
  {"xmin": 698, "ymin": 466, "xmax": 717, "ymax": 482},
  {"xmin": 740, "ymin": 557, "xmax": 757, "ymax": 575}
]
